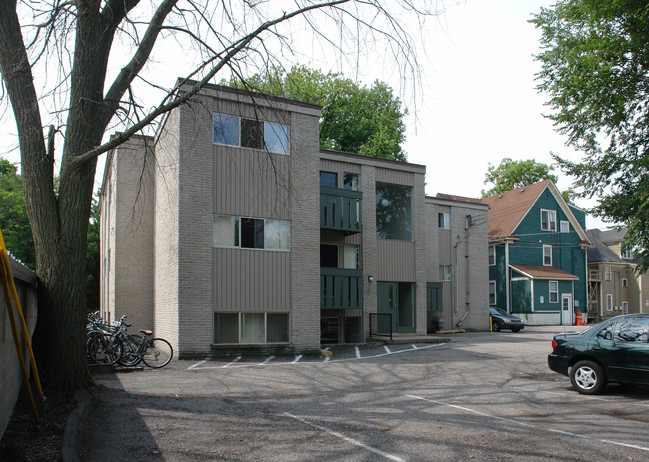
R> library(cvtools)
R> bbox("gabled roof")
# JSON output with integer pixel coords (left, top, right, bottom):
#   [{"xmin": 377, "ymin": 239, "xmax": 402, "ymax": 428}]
[
  {"xmin": 510, "ymin": 264, "xmax": 579, "ymax": 280},
  {"xmin": 481, "ymin": 179, "xmax": 591, "ymax": 245},
  {"xmin": 587, "ymin": 228, "xmax": 636, "ymax": 264}
]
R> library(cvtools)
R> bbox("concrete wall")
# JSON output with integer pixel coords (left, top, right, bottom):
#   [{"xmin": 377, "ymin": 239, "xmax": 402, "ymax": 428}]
[{"xmin": 0, "ymin": 257, "xmax": 37, "ymax": 438}]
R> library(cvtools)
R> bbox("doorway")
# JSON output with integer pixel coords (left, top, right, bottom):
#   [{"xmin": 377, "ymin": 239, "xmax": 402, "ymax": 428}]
[
  {"xmin": 561, "ymin": 294, "xmax": 573, "ymax": 325},
  {"xmin": 377, "ymin": 282, "xmax": 416, "ymax": 334}
]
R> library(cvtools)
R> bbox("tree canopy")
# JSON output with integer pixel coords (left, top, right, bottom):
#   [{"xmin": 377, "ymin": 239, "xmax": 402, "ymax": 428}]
[
  {"xmin": 532, "ymin": 0, "xmax": 649, "ymax": 271},
  {"xmin": 227, "ymin": 66, "xmax": 407, "ymax": 161},
  {"xmin": 481, "ymin": 158, "xmax": 558, "ymax": 198},
  {"xmin": 0, "ymin": 158, "xmax": 35, "ymax": 268}
]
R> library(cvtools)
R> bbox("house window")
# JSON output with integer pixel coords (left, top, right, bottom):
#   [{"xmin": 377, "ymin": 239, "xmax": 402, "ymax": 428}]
[
  {"xmin": 214, "ymin": 312, "xmax": 289, "ymax": 344},
  {"xmin": 549, "ymin": 280, "xmax": 559, "ymax": 303},
  {"xmin": 213, "ymin": 215, "xmax": 290, "ymax": 251},
  {"xmin": 488, "ymin": 246, "xmax": 496, "ymax": 266},
  {"xmin": 376, "ymin": 182, "xmax": 412, "ymax": 241},
  {"xmin": 489, "ymin": 281, "xmax": 496, "ymax": 305},
  {"xmin": 606, "ymin": 294, "xmax": 613, "ymax": 311},
  {"xmin": 622, "ymin": 278, "xmax": 628, "ymax": 288},
  {"xmin": 439, "ymin": 265, "xmax": 451, "ymax": 281},
  {"xmin": 621, "ymin": 246, "xmax": 633, "ymax": 259},
  {"xmin": 344, "ymin": 173, "xmax": 359, "ymax": 191},
  {"xmin": 541, "ymin": 209, "xmax": 557, "ymax": 231},
  {"xmin": 343, "ymin": 244, "xmax": 360, "ymax": 269},
  {"xmin": 213, "ymin": 113, "xmax": 290, "ymax": 154},
  {"xmin": 622, "ymin": 301, "xmax": 628, "ymax": 314},
  {"xmin": 543, "ymin": 245, "xmax": 552, "ymax": 266},
  {"xmin": 560, "ymin": 221, "xmax": 570, "ymax": 233},
  {"xmin": 604, "ymin": 266, "xmax": 611, "ymax": 281},
  {"xmin": 438, "ymin": 212, "xmax": 451, "ymax": 229},
  {"xmin": 320, "ymin": 171, "xmax": 338, "ymax": 188}
]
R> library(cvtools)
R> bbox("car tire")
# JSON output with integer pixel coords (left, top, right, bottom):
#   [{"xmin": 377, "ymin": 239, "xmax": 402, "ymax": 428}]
[
  {"xmin": 570, "ymin": 360, "xmax": 606, "ymax": 395},
  {"xmin": 511, "ymin": 328, "xmax": 521, "ymax": 333},
  {"xmin": 492, "ymin": 321, "xmax": 501, "ymax": 332}
]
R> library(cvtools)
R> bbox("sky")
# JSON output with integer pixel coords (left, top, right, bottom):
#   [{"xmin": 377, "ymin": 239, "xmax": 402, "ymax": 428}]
[{"xmin": 0, "ymin": 0, "xmax": 611, "ymax": 230}]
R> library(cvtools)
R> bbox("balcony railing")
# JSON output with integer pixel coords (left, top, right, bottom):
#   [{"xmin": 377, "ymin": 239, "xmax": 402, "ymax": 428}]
[
  {"xmin": 589, "ymin": 269, "xmax": 601, "ymax": 281},
  {"xmin": 321, "ymin": 267, "xmax": 363, "ymax": 310},
  {"xmin": 320, "ymin": 186, "xmax": 362, "ymax": 233}
]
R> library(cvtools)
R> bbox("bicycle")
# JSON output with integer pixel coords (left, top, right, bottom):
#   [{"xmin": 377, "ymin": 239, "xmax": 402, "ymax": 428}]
[
  {"xmin": 87, "ymin": 312, "xmax": 123, "ymax": 365},
  {"xmin": 109, "ymin": 315, "xmax": 173, "ymax": 369}
]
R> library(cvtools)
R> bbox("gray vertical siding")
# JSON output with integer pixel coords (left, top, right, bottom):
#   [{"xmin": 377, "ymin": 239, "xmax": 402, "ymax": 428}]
[{"xmin": 377, "ymin": 240, "xmax": 417, "ymax": 281}]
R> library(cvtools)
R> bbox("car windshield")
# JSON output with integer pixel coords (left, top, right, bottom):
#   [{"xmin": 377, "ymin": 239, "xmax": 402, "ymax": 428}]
[{"xmin": 490, "ymin": 307, "xmax": 508, "ymax": 316}]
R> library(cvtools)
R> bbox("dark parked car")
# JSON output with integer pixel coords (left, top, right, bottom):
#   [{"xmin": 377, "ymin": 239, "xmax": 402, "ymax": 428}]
[
  {"xmin": 548, "ymin": 314, "xmax": 649, "ymax": 394},
  {"xmin": 489, "ymin": 307, "xmax": 525, "ymax": 332}
]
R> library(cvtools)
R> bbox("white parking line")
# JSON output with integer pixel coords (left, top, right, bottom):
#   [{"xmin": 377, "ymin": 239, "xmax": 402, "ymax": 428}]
[
  {"xmin": 283, "ymin": 413, "xmax": 406, "ymax": 462},
  {"xmin": 292, "ymin": 355, "xmax": 303, "ymax": 363},
  {"xmin": 223, "ymin": 355, "xmax": 242, "ymax": 368},
  {"xmin": 355, "ymin": 346, "xmax": 361, "ymax": 358},
  {"xmin": 511, "ymin": 385, "xmax": 649, "ymax": 407},
  {"xmin": 260, "ymin": 355, "xmax": 275, "ymax": 365},
  {"xmin": 384, "ymin": 345, "xmax": 392, "ymax": 354},
  {"xmin": 407, "ymin": 394, "xmax": 649, "ymax": 453},
  {"xmin": 187, "ymin": 359, "xmax": 208, "ymax": 370}
]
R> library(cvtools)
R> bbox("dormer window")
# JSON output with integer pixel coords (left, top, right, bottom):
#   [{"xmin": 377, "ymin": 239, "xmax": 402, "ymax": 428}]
[{"xmin": 541, "ymin": 209, "xmax": 557, "ymax": 231}]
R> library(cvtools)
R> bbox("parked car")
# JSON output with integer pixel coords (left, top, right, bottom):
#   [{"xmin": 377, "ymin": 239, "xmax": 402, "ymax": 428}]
[
  {"xmin": 548, "ymin": 314, "xmax": 649, "ymax": 394},
  {"xmin": 489, "ymin": 307, "xmax": 525, "ymax": 332}
]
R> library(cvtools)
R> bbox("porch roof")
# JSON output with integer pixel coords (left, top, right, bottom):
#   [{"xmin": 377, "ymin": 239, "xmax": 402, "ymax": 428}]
[{"xmin": 510, "ymin": 264, "xmax": 579, "ymax": 281}]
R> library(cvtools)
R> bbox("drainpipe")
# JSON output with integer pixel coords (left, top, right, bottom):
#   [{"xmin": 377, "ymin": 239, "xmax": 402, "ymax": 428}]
[{"xmin": 457, "ymin": 215, "xmax": 472, "ymax": 327}]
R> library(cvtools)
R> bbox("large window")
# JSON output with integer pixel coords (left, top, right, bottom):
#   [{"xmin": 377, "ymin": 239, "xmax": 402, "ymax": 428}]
[
  {"xmin": 489, "ymin": 281, "xmax": 496, "ymax": 305},
  {"xmin": 213, "ymin": 113, "xmax": 289, "ymax": 154},
  {"xmin": 541, "ymin": 209, "xmax": 557, "ymax": 231},
  {"xmin": 214, "ymin": 312, "xmax": 289, "ymax": 344},
  {"xmin": 376, "ymin": 182, "xmax": 412, "ymax": 240},
  {"xmin": 543, "ymin": 244, "xmax": 552, "ymax": 266},
  {"xmin": 549, "ymin": 280, "xmax": 558, "ymax": 303},
  {"xmin": 213, "ymin": 215, "xmax": 290, "ymax": 250}
]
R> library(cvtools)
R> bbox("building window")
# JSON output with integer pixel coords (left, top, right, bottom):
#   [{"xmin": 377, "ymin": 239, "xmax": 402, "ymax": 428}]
[
  {"xmin": 344, "ymin": 173, "xmax": 359, "ymax": 191},
  {"xmin": 320, "ymin": 171, "xmax": 338, "ymax": 188},
  {"xmin": 213, "ymin": 113, "xmax": 289, "ymax": 154},
  {"xmin": 438, "ymin": 212, "xmax": 451, "ymax": 229},
  {"xmin": 543, "ymin": 244, "xmax": 552, "ymax": 266},
  {"xmin": 622, "ymin": 301, "xmax": 628, "ymax": 314},
  {"xmin": 343, "ymin": 244, "xmax": 360, "ymax": 269},
  {"xmin": 488, "ymin": 246, "xmax": 496, "ymax": 266},
  {"xmin": 604, "ymin": 266, "xmax": 611, "ymax": 281},
  {"xmin": 549, "ymin": 280, "xmax": 559, "ymax": 303},
  {"xmin": 622, "ymin": 278, "xmax": 628, "ymax": 288},
  {"xmin": 439, "ymin": 265, "xmax": 451, "ymax": 281},
  {"xmin": 489, "ymin": 281, "xmax": 496, "ymax": 305},
  {"xmin": 606, "ymin": 294, "xmax": 613, "ymax": 311},
  {"xmin": 214, "ymin": 312, "xmax": 289, "ymax": 344},
  {"xmin": 213, "ymin": 215, "xmax": 290, "ymax": 251},
  {"xmin": 621, "ymin": 246, "xmax": 633, "ymax": 259},
  {"xmin": 376, "ymin": 182, "xmax": 412, "ymax": 241},
  {"xmin": 541, "ymin": 209, "xmax": 557, "ymax": 231},
  {"xmin": 560, "ymin": 221, "xmax": 569, "ymax": 233}
]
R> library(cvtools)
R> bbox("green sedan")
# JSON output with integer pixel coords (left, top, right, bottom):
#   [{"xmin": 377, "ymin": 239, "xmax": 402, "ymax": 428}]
[{"xmin": 548, "ymin": 314, "xmax": 649, "ymax": 394}]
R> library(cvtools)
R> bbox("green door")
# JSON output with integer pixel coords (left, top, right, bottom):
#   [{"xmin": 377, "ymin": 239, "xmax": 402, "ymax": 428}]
[{"xmin": 377, "ymin": 282, "xmax": 416, "ymax": 334}]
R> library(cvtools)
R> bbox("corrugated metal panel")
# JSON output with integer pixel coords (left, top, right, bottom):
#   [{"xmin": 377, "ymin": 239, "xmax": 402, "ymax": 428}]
[
  {"xmin": 213, "ymin": 149, "xmax": 290, "ymax": 219},
  {"xmin": 377, "ymin": 240, "xmax": 416, "ymax": 281},
  {"xmin": 376, "ymin": 168, "xmax": 414, "ymax": 186},
  {"xmin": 214, "ymin": 248, "xmax": 290, "ymax": 311}
]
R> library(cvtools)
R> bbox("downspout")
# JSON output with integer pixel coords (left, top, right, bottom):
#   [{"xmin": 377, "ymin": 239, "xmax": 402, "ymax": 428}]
[{"xmin": 457, "ymin": 215, "xmax": 472, "ymax": 327}]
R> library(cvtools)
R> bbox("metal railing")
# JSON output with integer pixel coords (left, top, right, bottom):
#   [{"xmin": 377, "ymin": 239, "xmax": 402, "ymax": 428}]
[
  {"xmin": 369, "ymin": 313, "xmax": 392, "ymax": 339},
  {"xmin": 320, "ymin": 186, "xmax": 362, "ymax": 233},
  {"xmin": 320, "ymin": 268, "xmax": 363, "ymax": 310}
]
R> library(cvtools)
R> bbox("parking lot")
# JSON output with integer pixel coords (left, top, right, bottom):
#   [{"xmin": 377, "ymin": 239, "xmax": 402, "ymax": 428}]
[{"xmin": 81, "ymin": 327, "xmax": 649, "ymax": 461}]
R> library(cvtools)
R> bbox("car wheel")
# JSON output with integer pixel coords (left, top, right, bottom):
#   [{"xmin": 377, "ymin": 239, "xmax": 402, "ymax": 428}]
[
  {"xmin": 511, "ymin": 328, "xmax": 521, "ymax": 333},
  {"xmin": 570, "ymin": 360, "xmax": 606, "ymax": 395},
  {"xmin": 492, "ymin": 321, "xmax": 501, "ymax": 332}
]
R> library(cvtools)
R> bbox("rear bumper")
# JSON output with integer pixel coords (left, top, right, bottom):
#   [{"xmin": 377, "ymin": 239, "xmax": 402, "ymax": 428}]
[{"xmin": 548, "ymin": 353, "xmax": 570, "ymax": 376}]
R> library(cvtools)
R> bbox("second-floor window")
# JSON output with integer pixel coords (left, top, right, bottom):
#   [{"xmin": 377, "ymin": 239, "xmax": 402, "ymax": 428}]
[
  {"xmin": 489, "ymin": 246, "xmax": 496, "ymax": 266},
  {"xmin": 604, "ymin": 266, "xmax": 611, "ymax": 281},
  {"xmin": 438, "ymin": 212, "xmax": 451, "ymax": 229},
  {"xmin": 213, "ymin": 113, "xmax": 290, "ymax": 154},
  {"xmin": 344, "ymin": 173, "xmax": 359, "ymax": 191},
  {"xmin": 543, "ymin": 245, "xmax": 552, "ymax": 266},
  {"xmin": 213, "ymin": 215, "xmax": 290, "ymax": 250},
  {"xmin": 376, "ymin": 182, "xmax": 412, "ymax": 241},
  {"xmin": 320, "ymin": 171, "xmax": 338, "ymax": 187},
  {"xmin": 621, "ymin": 246, "xmax": 633, "ymax": 259},
  {"xmin": 541, "ymin": 209, "xmax": 557, "ymax": 231},
  {"xmin": 439, "ymin": 265, "xmax": 451, "ymax": 281}
]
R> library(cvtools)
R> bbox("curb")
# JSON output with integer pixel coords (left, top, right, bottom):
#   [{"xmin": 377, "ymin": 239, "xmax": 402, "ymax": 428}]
[{"xmin": 61, "ymin": 389, "xmax": 91, "ymax": 462}]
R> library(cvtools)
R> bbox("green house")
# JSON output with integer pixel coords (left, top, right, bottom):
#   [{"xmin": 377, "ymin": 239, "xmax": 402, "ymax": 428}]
[{"xmin": 482, "ymin": 180, "xmax": 591, "ymax": 326}]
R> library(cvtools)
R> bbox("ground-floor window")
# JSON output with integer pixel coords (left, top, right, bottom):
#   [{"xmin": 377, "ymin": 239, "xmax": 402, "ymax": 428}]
[{"xmin": 214, "ymin": 312, "xmax": 289, "ymax": 344}]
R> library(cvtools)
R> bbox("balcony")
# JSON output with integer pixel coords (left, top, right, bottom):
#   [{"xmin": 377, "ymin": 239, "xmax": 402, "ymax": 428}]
[
  {"xmin": 589, "ymin": 269, "xmax": 601, "ymax": 281},
  {"xmin": 321, "ymin": 268, "xmax": 363, "ymax": 310},
  {"xmin": 320, "ymin": 186, "xmax": 362, "ymax": 234}
]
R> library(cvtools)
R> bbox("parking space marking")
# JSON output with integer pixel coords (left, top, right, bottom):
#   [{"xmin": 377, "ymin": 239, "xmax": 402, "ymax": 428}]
[
  {"xmin": 260, "ymin": 355, "xmax": 275, "ymax": 365},
  {"xmin": 407, "ymin": 394, "xmax": 649, "ymax": 453},
  {"xmin": 185, "ymin": 342, "xmax": 447, "ymax": 370},
  {"xmin": 283, "ymin": 412, "xmax": 406, "ymax": 462},
  {"xmin": 384, "ymin": 345, "xmax": 392, "ymax": 354},
  {"xmin": 355, "ymin": 346, "xmax": 361, "ymax": 358},
  {"xmin": 510, "ymin": 385, "xmax": 649, "ymax": 407}
]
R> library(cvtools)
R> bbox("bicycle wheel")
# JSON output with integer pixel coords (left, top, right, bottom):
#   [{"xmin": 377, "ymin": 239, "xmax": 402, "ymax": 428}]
[
  {"xmin": 142, "ymin": 338, "xmax": 173, "ymax": 368},
  {"xmin": 88, "ymin": 333, "xmax": 123, "ymax": 365},
  {"xmin": 117, "ymin": 334, "xmax": 143, "ymax": 367}
]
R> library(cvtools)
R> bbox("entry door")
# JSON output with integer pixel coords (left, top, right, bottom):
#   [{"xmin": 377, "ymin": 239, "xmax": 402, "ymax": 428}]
[
  {"xmin": 561, "ymin": 294, "xmax": 573, "ymax": 325},
  {"xmin": 377, "ymin": 282, "xmax": 416, "ymax": 334}
]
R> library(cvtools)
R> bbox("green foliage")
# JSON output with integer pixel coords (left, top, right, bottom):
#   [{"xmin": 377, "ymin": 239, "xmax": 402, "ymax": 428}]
[
  {"xmin": 0, "ymin": 158, "xmax": 35, "ymax": 268},
  {"xmin": 225, "ymin": 65, "xmax": 407, "ymax": 161},
  {"xmin": 481, "ymin": 158, "xmax": 559, "ymax": 198},
  {"xmin": 532, "ymin": 0, "xmax": 649, "ymax": 271},
  {"xmin": 86, "ymin": 196, "xmax": 100, "ymax": 312}
]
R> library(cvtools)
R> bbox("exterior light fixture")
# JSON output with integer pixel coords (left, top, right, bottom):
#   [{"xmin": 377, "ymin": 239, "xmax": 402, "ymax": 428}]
[{"xmin": 368, "ymin": 275, "xmax": 375, "ymax": 282}]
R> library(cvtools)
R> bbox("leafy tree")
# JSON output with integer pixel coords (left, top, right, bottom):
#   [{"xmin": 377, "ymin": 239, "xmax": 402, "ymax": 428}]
[
  {"xmin": 532, "ymin": 0, "xmax": 649, "ymax": 271},
  {"xmin": 86, "ymin": 197, "xmax": 100, "ymax": 313},
  {"xmin": 0, "ymin": 0, "xmax": 437, "ymax": 393},
  {"xmin": 0, "ymin": 158, "xmax": 35, "ymax": 268},
  {"xmin": 481, "ymin": 158, "xmax": 559, "ymax": 198},
  {"xmin": 227, "ymin": 66, "xmax": 407, "ymax": 161}
]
